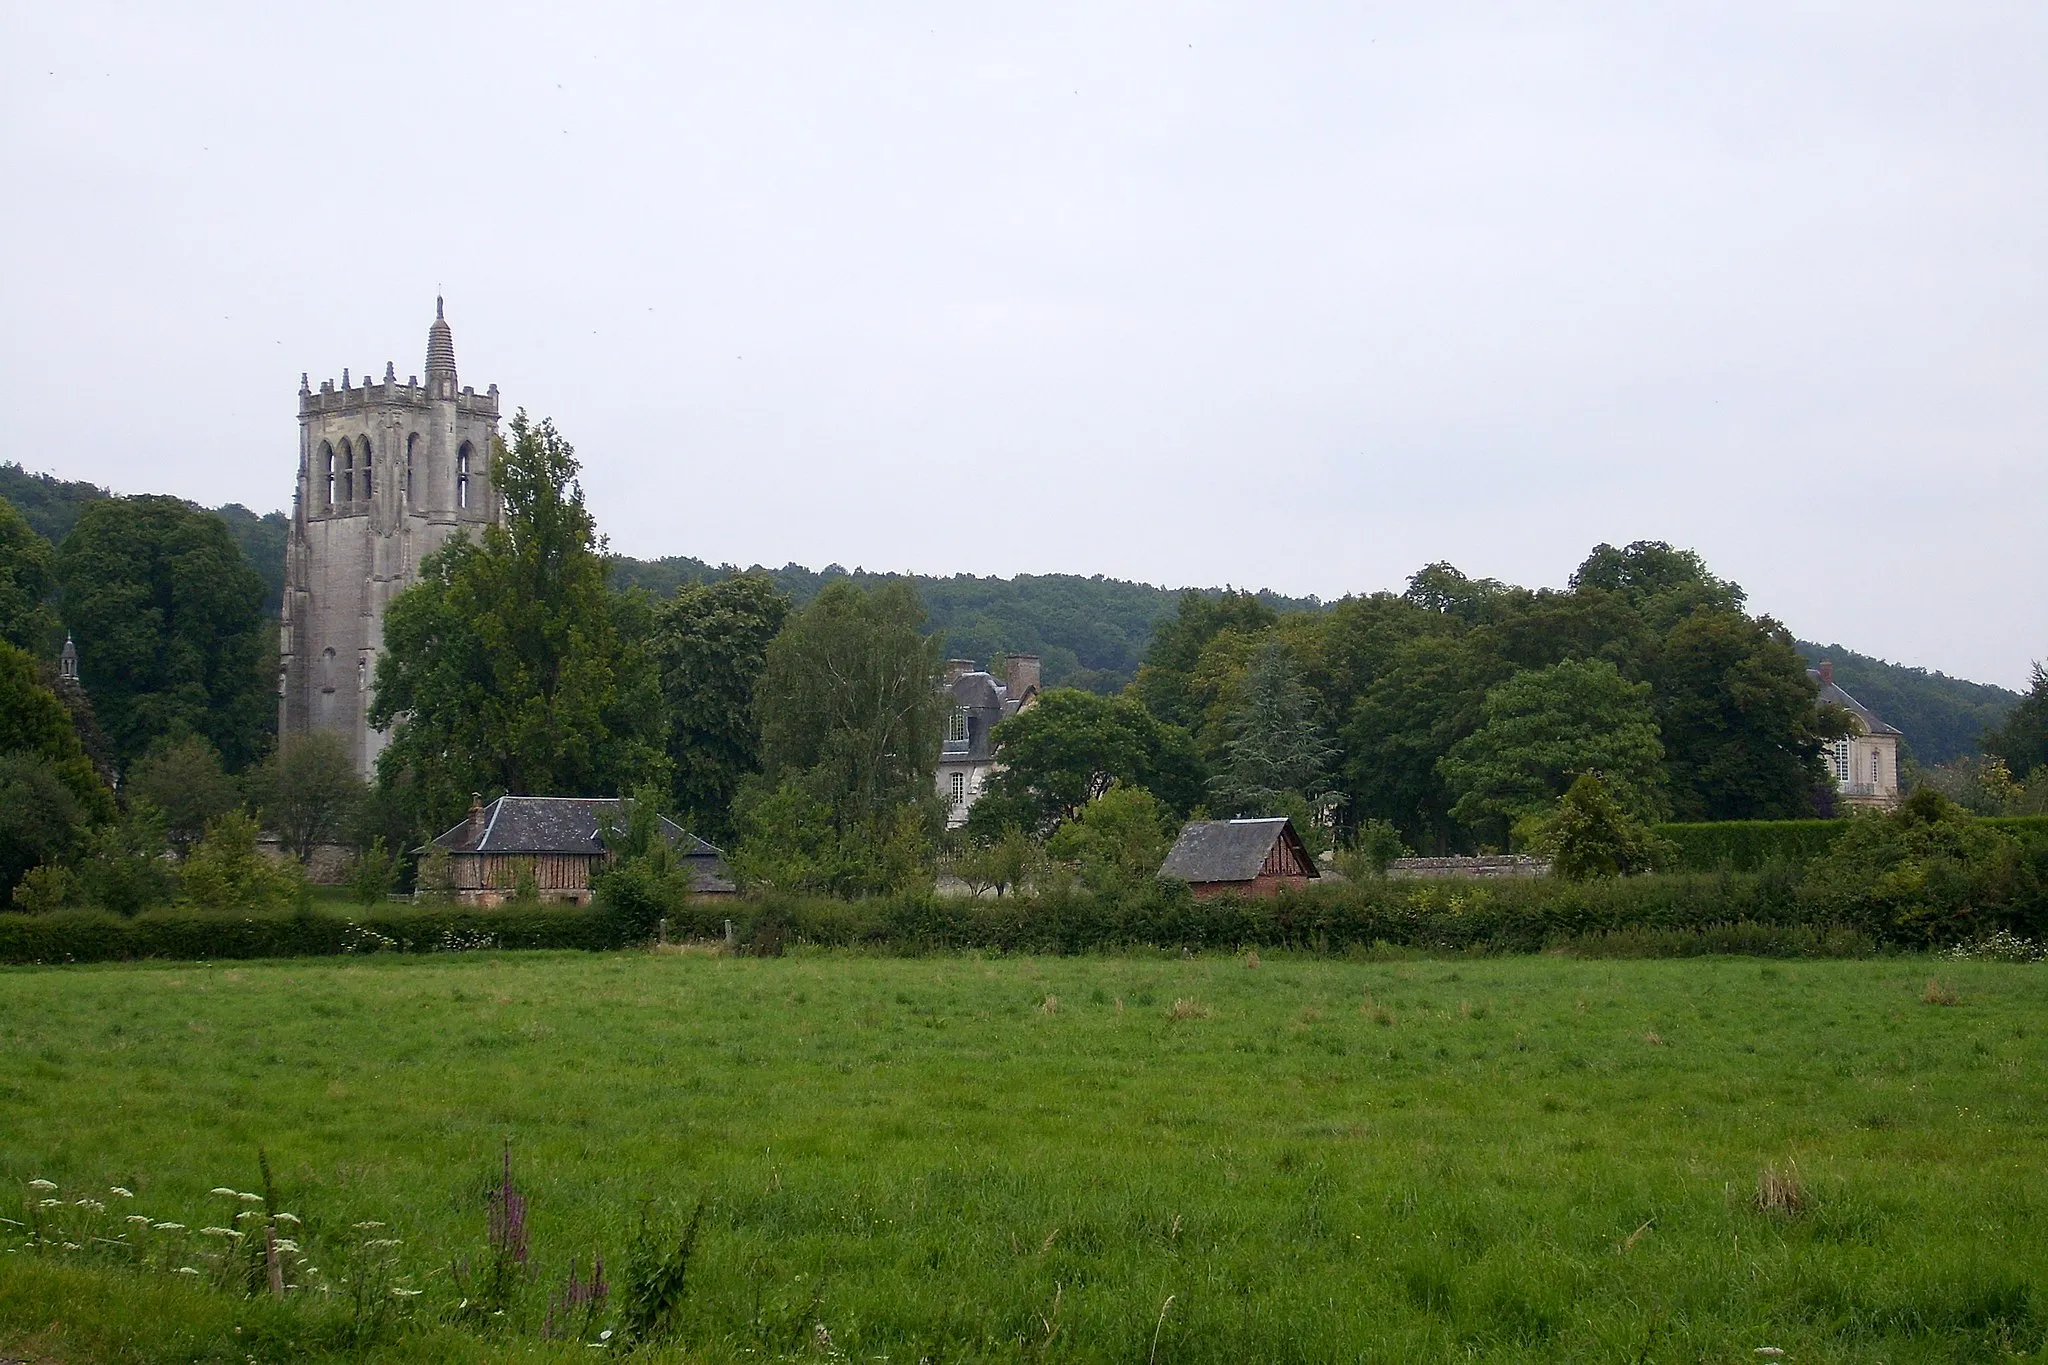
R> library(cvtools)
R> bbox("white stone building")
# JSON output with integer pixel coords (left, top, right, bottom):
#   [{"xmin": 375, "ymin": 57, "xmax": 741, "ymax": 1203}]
[
  {"xmin": 936, "ymin": 654, "xmax": 1040, "ymax": 826},
  {"xmin": 278, "ymin": 300, "xmax": 506, "ymax": 779},
  {"xmin": 1811, "ymin": 659, "xmax": 1902, "ymax": 811}
]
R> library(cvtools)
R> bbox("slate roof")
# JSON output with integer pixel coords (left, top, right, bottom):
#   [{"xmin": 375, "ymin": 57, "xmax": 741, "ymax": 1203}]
[
  {"xmin": 1808, "ymin": 670, "xmax": 1901, "ymax": 736},
  {"xmin": 429, "ymin": 796, "xmax": 733, "ymax": 893},
  {"xmin": 1158, "ymin": 818, "xmax": 1318, "ymax": 884}
]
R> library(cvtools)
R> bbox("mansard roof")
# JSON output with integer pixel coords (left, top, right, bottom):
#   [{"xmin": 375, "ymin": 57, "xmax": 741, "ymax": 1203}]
[
  {"xmin": 1808, "ymin": 670, "xmax": 1902, "ymax": 736},
  {"xmin": 1159, "ymin": 818, "xmax": 1319, "ymax": 885}
]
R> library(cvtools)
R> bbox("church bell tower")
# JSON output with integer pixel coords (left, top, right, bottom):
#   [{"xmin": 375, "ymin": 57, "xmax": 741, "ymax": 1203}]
[{"xmin": 279, "ymin": 300, "xmax": 505, "ymax": 779}]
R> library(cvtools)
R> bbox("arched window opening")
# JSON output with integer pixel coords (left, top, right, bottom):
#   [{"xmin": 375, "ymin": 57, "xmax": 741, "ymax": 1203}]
[
  {"xmin": 320, "ymin": 646, "xmax": 336, "ymax": 692},
  {"xmin": 321, "ymin": 442, "xmax": 336, "ymax": 508},
  {"xmin": 457, "ymin": 441, "xmax": 473, "ymax": 510},
  {"xmin": 360, "ymin": 435, "xmax": 373, "ymax": 497},
  {"xmin": 340, "ymin": 438, "xmax": 355, "ymax": 503},
  {"xmin": 405, "ymin": 433, "xmax": 418, "ymax": 503}
]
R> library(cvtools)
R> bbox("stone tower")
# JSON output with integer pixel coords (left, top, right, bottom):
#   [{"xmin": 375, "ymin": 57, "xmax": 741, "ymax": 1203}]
[{"xmin": 279, "ymin": 299, "xmax": 505, "ymax": 779}]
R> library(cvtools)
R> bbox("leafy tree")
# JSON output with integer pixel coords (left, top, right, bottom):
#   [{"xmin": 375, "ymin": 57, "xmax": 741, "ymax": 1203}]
[
  {"xmin": 1045, "ymin": 783, "xmax": 1173, "ymax": 893},
  {"xmin": 1911, "ymin": 755, "xmax": 2028, "ymax": 816},
  {"xmin": 0, "ymin": 752, "xmax": 87, "ymax": 899},
  {"xmin": 1341, "ymin": 632, "xmax": 1506, "ymax": 850},
  {"xmin": 1532, "ymin": 773, "xmax": 1676, "ymax": 881},
  {"xmin": 126, "ymin": 734, "xmax": 241, "ymax": 855},
  {"xmin": 1209, "ymin": 641, "xmax": 1339, "ymax": 818},
  {"xmin": 977, "ymin": 689, "xmax": 1204, "ymax": 831},
  {"xmin": 1438, "ymin": 657, "xmax": 1667, "ymax": 840},
  {"xmin": 0, "ymin": 641, "xmax": 113, "ymax": 824},
  {"xmin": 1650, "ymin": 611, "xmax": 1834, "ymax": 820},
  {"xmin": 653, "ymin": 574, "xmax": 790, "ymax": 841},
  {"xmin": 730, "ymin": 779, "xmax": 933, "ymax": 897},
  {"xmin": 180, "ymin": 810, "xmax": 304, "ymax": 912},
  {"xmin": 1985, "ymin": 662, "xmax": 2048, "ymax": 781},
  {"xmin": 0, "ymin": 497, "xmax": 59, "ymax": 653},
  {"xmin": 53, "ymin": 495, "xmax": 271, "ymax": 769},
  {"xmin": 942, "ymin": 825, "xmax": 1041, "ymax": 897},
  {"xmin": 1570, "ymin": 540, "xmax": 1745, "ymax": 626},
  {"xmin": 1132, "ymin": 590, "xmax": 1278, "ymax": 730},
  {"xmin": 371, "ymin": 413, "xmax": 669, "ymax": 833},
  {"xmin": 346, "ymin": 837, "xmax": 397, "ymax": 905},
  {"xmin": 254, "ymin": 731, "xmax": 365, "ymax": 860},
  {"xmin": 1334, "ymin": 818, "xmax": 1412, "ymax": 880},
  {"xmin": 753, "ymin": 579, "xmax": 948, "ymax": 826}
]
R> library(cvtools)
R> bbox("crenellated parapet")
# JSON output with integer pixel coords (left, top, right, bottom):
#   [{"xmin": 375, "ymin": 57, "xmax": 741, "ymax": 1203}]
[{"xmin": 298, "ymin": 374, "xmax": 501, "ymax": 418}]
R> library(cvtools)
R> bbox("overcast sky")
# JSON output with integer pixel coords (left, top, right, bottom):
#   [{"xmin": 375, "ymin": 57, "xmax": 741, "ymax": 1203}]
[{"xmin": 2, "ymin": 3, "xmax": 2042, "ymax": 688}]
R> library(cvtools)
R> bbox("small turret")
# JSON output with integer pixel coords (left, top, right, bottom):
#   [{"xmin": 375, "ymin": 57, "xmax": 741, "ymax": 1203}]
[{"xmin": 58, "ymin": 634, "xmax": 78, "ymax": 682}]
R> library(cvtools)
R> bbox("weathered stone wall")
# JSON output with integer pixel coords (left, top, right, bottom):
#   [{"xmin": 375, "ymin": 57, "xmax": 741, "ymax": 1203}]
[{"xmin": 1384, "ymin": 855, "xmax": 1552, "ymax": 879}]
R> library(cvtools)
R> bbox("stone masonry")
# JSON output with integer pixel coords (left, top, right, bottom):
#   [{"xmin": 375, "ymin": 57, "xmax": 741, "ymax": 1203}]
[{"xmin": 278, "ymin": 300, "xmax": 506, "ymax": 779}]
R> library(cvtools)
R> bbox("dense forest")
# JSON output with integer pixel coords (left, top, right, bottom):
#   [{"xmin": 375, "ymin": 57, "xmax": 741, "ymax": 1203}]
[{"xmin": 0, "ymin": 460, "xmax": 2021, "ymax": 765}]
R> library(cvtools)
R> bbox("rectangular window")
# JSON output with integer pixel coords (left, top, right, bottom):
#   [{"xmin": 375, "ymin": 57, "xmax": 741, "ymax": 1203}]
[
  {"xmin": 1828, "ymin": 739, "xmax": 1851, "ymax": 785},
  {"xmin": 944, "ymin": 708, "xmax": 970, "ymax": 753},
  {"xmin": 949, "ymin": 772, "xmax": 966, "ymax": 807},
  {"xmin": 1871, "ymin": 750, "xmax": 1882, "ymax": 783}
]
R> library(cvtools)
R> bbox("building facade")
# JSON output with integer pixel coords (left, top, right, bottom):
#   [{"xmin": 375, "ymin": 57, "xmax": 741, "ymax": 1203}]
[
  {"xmin": 428, "ymin": 795, "xmax": 733, "ymax": 908},
  {"xmin": 1159, "ymin": 817, "xmax": 1320, "ymax": 899},
  {"xmin": 1810, "ymin": 659, "xmax": 1902, "ymax": 811},
  {"xmin": 279, "ymin": 300, "xmax": 505, "ymax": 778},
  {"xmin": 936, "ymin": 654, "xmax": 1040, "ymax": 826}
]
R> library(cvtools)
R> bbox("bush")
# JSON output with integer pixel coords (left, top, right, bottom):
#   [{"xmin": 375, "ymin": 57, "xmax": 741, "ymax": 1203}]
[{"xmin": 1801, "ymin": 791, "xmax": 2044, "ymax": 944}]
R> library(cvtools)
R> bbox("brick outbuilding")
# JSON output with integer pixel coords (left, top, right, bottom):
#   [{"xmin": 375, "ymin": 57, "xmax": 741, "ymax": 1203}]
[{"xmin": 1159, "ymin": 817, "xmax": 1319, "ymax": 899}]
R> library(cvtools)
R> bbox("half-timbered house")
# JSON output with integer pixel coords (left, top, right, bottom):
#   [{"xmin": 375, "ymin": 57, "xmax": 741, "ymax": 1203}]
[
  {"xmin": 1158, "ymin": 817, "xmax": 1319, "ymax": 899},
  {"xmin": 428, "ymin": 795, "xmax": 733, "ymax": 907}
]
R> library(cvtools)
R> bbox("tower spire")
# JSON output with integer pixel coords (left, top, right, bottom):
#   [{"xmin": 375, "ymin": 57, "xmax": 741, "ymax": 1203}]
[{"xmin": 425, "ymin": 296, "xmax": 457, "ymax": 389}]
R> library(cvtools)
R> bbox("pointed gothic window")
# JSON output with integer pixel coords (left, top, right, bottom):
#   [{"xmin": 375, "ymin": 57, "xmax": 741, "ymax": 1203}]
[
  {"xmin": 321, "ymin": 442, "xmax": 336, "ymax": 508},
  {"xmin": 360, "ymin": 435, "xmax": 373, "ymax": 497},
  {"xmin": 457, "ymin": 441, "xmax": 472, "ymax": 510},
  {"xmin": 341, "ymin": 439, "xmax": 355, "ymax": 502},
  {"xmin": 405, "ymin": 433, "xmax": 418, "ymax": 503}
]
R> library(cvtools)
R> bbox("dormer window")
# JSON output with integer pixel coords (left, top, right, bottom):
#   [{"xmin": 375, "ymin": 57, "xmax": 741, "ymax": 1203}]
[{"xmin": 944, "ymin": 708, "xmax": 970, "ymax": 753}]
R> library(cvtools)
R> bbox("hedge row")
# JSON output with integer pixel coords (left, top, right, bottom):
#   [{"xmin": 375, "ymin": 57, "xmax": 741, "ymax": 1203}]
[
  {"xmin": 1656, "ymin": 815, "xmax": 2048, "ymax": 872},
  {"xmin": 0, "ymin": 901, "xmax": 648, "ymax": 966}
]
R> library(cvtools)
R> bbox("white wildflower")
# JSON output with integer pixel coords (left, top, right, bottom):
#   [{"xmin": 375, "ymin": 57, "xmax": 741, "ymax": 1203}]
[
  {"xmin": 236, "ymin": 1210, "xmax": 264, "ymax": 1222},
  {"xmin": 238, "ymin": 1192, "xmax": 264, "ymax": 1204},
  {"xmin": 176, "ymin": 1266, "xmax": 201, "ymax": 1275},
  {"xmin": 275, "ymin": 1212, "xmax": 301, "ymax": 1226},
  {"xmin": 363, "ymin": 1238, "xmax": 403, "ymax": 1249},
  {"xmin": 272, "ymin": 1238, "xmax": 300, "ymax": 1254},
  {"xmin": 391, "ymin": 1286, "xmax": 422, "ymax": 1298},
  {"xmin": 60, "ymin": 1241, "xmax": 81, "ymax": 1251},
  {"xmin": 38, "ymin": 1199, "xmax": 62, "ymax": 1209},
  {"xmin": 75, "ymin": 1199, "xmax": 105, "ymax": 1213},
  {"xmin": 351, "ymin": 1220, "xmax": 385, "ymax": 1230},
  {"xmin": 28, "ymin": 1180, "xmax": 56, "ymax": 1192},
  {"xmin": 200, "ymin": 1226, "xmax": 243, "ymax": 1239},
  {"xmin": 209, "ymin": 1187, "xmax": 238, "ymax": 1197},
  {"xmin": 126, "ymin": 1215, "xmax": 151, "ymax": 1226},
  {"xmin": 110, "ymin": 1187, "xmax": 134, "ymax": 1198},
  {"xmin": 153, "ymin": 1222, "xmax": 185, "ymax": 1231}
]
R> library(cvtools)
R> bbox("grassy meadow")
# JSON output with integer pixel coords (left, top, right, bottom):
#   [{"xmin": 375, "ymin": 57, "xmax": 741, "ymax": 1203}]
[{"xmin": 0, "ymin": 948, "xmax": 2043, "ymax": 1362}]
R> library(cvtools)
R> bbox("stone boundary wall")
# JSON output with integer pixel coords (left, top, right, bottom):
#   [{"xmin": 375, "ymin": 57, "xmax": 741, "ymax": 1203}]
[{"xmin": 1385, "ymin": 855, "xmax": 1551, "ymax": 879}]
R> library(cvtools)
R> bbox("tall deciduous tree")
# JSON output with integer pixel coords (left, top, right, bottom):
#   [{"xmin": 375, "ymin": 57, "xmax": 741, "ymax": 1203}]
[
  {"xmin": 0, "ymin": 497, "xmax": 59, "ymax": 653},
  {"xmin": 1132, "ymin": 589, "xmax": 1278, "ymax": 730},
  {"xmin": 370, "ymin": 413, "xmax": 668, "ymax": 834},
  {"xmin": 653, "ymin": 574, "xmax": 790, "ymax": 841},
  {"xmin": 752, "ymin": 579, "xmax": 947, "ymax": 826},
  {"xmin": 1649, "ymin": 611, "xmax": 1831, "ymax": 820},
  {"xmin": 54, "ymin": 495, "xmax": 271, "ymax": 769},
  {"xmin": 1438, "ymin": 657, "xmax": 1668, "ymax": 838}
]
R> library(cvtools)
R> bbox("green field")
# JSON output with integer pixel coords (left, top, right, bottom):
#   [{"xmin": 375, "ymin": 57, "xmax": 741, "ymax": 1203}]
[{"xmin": 1, "ymin": 949, "xmax": 2043, "ymax": 1362}]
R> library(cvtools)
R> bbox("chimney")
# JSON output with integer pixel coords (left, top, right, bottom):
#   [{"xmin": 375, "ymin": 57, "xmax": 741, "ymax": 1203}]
[
  {"xmin": 945, "ymin": 659, "xmax": 976, "ymax": 683},
  {"xmin": 1818, "ymin": 659, "xmax": 1833, "ymax": 686},
  {"xmin": 468, "ymin": 793, "xmax": 486, "ymax": 841},
  {"xmin": 1006, "ymin": 653, "xmax": 1041, "ymax": 699}
]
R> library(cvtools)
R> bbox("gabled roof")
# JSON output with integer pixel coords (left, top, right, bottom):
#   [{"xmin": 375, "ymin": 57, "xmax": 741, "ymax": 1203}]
[
  {"xmin": 1808, "ymin": 670, "xmax": 1902, "ymax": 736},
  {"xmin": 1158, "ymin": 818, "xmax": 1319, "ymax": 884},
  {"xmin": 431, "ymin": 796, "xmax": 722, "ymax": 858}
]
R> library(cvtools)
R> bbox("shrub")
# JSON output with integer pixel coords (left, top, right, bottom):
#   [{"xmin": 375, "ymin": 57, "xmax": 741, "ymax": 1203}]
[
  {"xmin": 1801, "ymin": 791, "xmax": 2043, "ymax": 944},
  {"xmin": 1655, "ymin": 819, "xmax": 1850, "ymax": 872},
  {"xmin": 181, "ymin": 811, "xmax": 304, "ymax": 913},
  {"xmin": 1531, "ymin": 774, "xmax": 1676, "ymax": 880}
]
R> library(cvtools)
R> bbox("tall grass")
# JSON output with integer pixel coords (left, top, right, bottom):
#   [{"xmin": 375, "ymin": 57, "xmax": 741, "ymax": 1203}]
[{"xmin": 1, "ymin": 951, "xmax": 2043, "ymax": 1361}]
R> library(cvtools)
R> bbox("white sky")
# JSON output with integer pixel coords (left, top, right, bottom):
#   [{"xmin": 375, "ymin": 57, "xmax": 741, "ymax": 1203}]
[{"xmin": 2, "ymin": 3, "xmax": 2042, "ymax": 688}]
